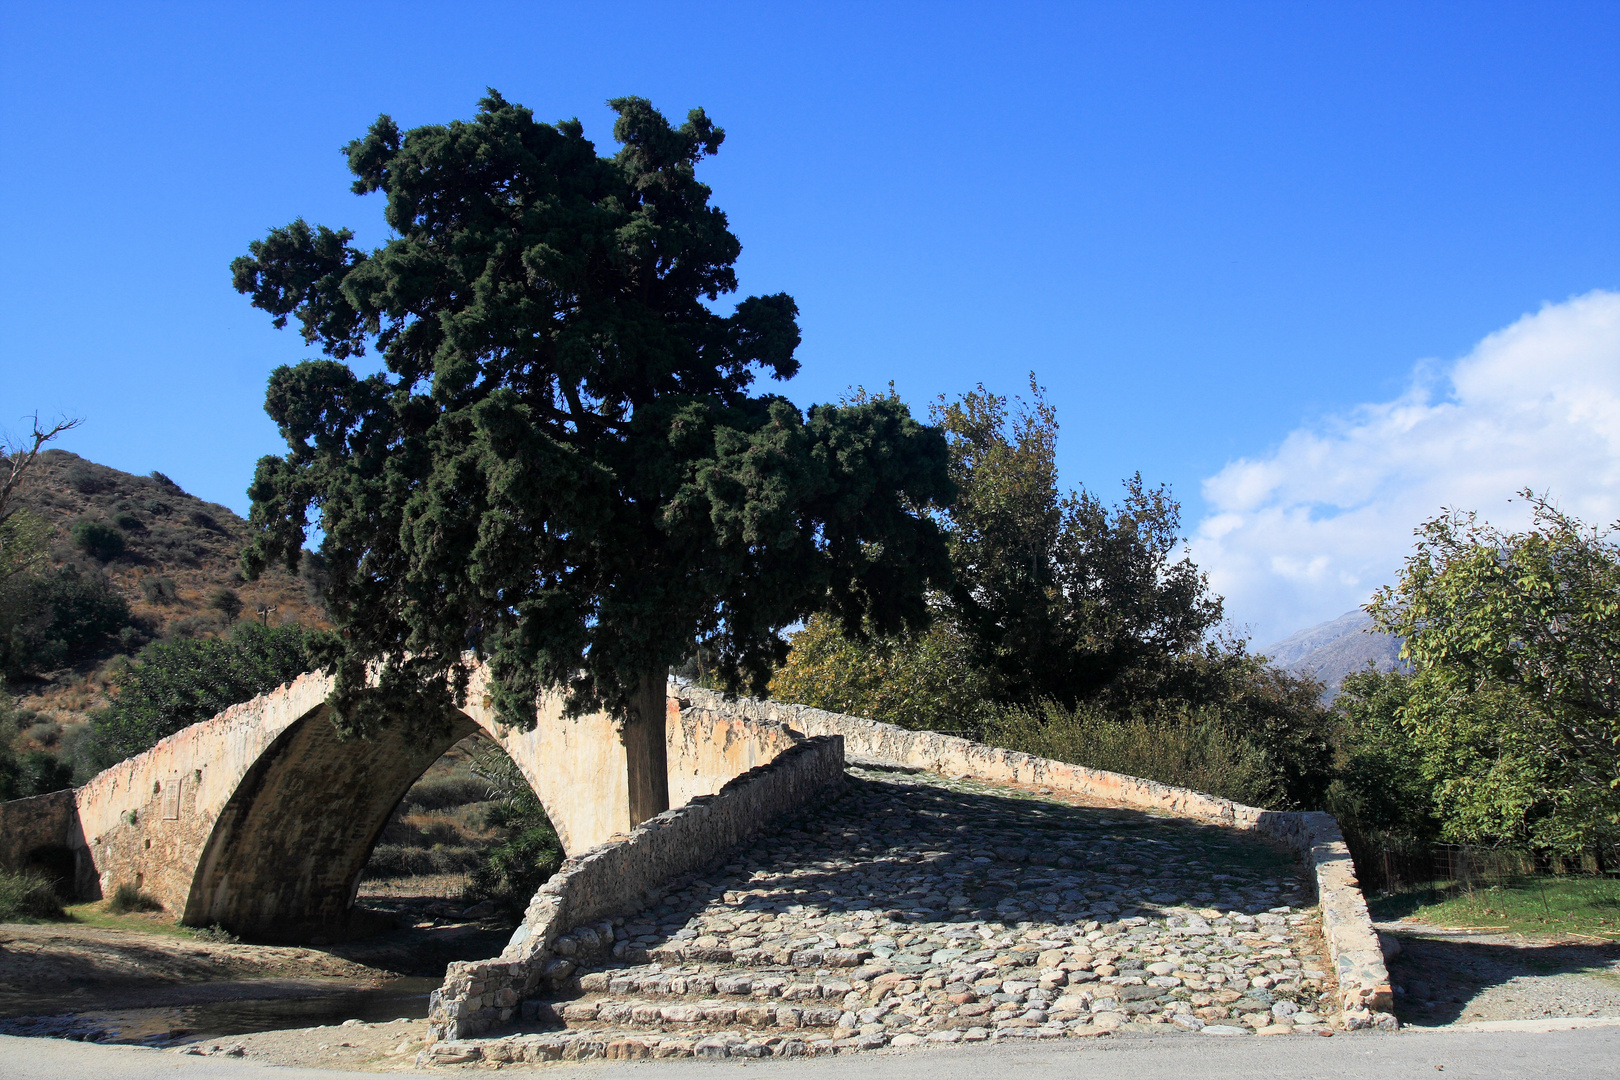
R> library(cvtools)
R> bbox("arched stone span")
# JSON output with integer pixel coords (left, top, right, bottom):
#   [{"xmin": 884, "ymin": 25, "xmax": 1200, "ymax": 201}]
[
  {"xmin": 182, "ymin": 703, "xmax": 478, "ymax": 937},
  {"xmin": 15, "ymin": 663, "xmax": 800, "ymax": 941}
]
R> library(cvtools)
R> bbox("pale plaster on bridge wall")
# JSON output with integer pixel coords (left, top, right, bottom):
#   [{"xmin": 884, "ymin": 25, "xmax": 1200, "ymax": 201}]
[{"xmin": 0, "ymin": 664, "xmax": 799, "ymax": 940}]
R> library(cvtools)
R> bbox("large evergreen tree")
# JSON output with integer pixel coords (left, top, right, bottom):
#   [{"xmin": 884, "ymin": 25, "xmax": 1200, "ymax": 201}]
[{"xmin": 232, "ymin": 93, "xmax": 952, "ymax": 821}]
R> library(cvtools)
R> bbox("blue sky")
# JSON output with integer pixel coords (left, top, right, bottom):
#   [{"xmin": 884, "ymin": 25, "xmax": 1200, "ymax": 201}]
[{"xmin": 3, "ymin": 2, "xmax": 1617, "ymax": 642}]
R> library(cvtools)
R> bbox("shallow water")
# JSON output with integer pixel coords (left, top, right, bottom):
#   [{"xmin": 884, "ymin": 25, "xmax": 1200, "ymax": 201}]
[{"xmin": 0, "ymin": 976, "xmax": 440, "ymax": 1045}]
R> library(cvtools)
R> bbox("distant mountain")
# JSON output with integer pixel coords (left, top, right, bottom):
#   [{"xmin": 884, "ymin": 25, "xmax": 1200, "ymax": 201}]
[{"xmin": 1259, "ymin": 610, "xmax": 1407, "ymax": 700}]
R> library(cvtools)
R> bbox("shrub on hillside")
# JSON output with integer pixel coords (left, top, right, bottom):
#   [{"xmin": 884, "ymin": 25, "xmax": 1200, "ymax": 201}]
[
  {"xmin": 0, "ymin": 564, "xmax": 144, "ymax": 679},
  {"xmin": 71, "ymin": 520, "xmax": 125, "ymax": 562},
  {"xmin": 207, "ymin": 586, "xmax": 243, "ymax": 621},
  {"xmin": 138, "ymin": 574, "xmax": 177, "ymax": 604},
  {"xmin": 90, "ymin": 622, "xmax": 315, "ymax": 762}
]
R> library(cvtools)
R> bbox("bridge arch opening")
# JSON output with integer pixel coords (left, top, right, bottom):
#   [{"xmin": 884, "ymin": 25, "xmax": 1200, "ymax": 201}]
[
  {"xmin": 181, "ymin": 704, "xmax": 570, "ymax": 942},
  {"xmin": 358, "ymin": 733, "xmax": 563, "ymax": 924}
]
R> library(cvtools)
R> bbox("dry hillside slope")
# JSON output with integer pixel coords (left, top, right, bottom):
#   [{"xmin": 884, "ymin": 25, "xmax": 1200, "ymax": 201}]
[{"xmin": 7, "ymin": 449, "xmax": 327, "ymax": 722}]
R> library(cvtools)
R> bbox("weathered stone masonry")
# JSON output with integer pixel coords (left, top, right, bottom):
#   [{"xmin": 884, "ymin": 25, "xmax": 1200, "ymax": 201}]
[
  {"xmin": 675, "ymin": 685, "xmax": 1394, "ymax": 1023},
  {"xmin": 427, "ymin": 733, "xmax": 848, "ymax": 1039},
  {"xmin": 0, "ymin": 663, "xmax": 807, "ymax": 941}
]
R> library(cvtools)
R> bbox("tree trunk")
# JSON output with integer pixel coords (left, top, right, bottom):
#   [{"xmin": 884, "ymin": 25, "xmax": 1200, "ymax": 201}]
[{"xmin": 623, "ymin": 669, "xmax": 671, "ymax": 826}]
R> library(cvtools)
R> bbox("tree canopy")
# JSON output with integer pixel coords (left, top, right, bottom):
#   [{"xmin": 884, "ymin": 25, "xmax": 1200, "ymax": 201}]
[
  {"xmin": 1366, "ymin": 493, "xmax": 1620, "ymax": 854},
  {"xmin": 89, "ymin": 622, "xmax": 314, "ymax": 765},
  {"xmin": 773, "ymin": 381, "xmax": 1229, "ymax": 719},
  {"xmin": 935, "ymin": 381, "xmax": 1222, "ymax": 709},
  {"xmin": 232, "ymin": 93, "xmax": 953, "ymax": 813}
]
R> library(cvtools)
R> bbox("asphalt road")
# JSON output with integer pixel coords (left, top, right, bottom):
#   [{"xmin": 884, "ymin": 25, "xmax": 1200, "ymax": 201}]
[{"xmin": 8, "ymin": 1026, "xmax": 1620, "ymax": 1080}]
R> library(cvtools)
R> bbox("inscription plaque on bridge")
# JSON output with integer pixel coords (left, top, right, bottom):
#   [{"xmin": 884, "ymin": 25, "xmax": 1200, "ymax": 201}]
[{"xmin": 161, "ymin": 779, "xmax": 181, "ymax": 820}]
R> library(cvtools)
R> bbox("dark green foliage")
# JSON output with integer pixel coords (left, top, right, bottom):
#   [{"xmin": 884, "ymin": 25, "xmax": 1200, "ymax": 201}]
[
  {"xmin": 66, "ymin": 464, "xmax": 104, "ymax": 494},
  {"xmin": 0, "ymin": 564, "xmax": 142, "ymax": 678},
  {"xmin": 0, "ymin": 699, "xmax": 20, "ymax": 800},
  {"xmin": 148, "ymin": 471, "xmax": 181, "ymax": 492},
  {"xmin": 207, "ymin": 586, "xmax": 243, "ymax": 621},
  {"xmin": 1324, "ymin": 668, "xmax": 1438, "ymax": 847},
  {"xmin": 107, "ymin": 882, "xmax": 162, "ymax": 914},
  {"xmin": 232, "ymin": 92, "xmax": 952, "ymax": 739},
  {"xmin": 773, "ymin": 382, "xmax": 1336, "ymax": 810},
  {"xmin": 71, "ymin": 520, "xmax": 124, "ymax": 562},
  {"xmin": 187, "ymin": 509, "xmax": 222, "ymax": 533},
  {"xmin": 12, "ymin": 749, "xmax": 73, "ymax": 797},
  {"xmin": 467, "ymin": 743, "xmax": 562, "ymax": 907},
  {"xmin": 91, "ymin": 622, "xmax": 313, "ymax": 762},
  {"xmin": 935, "ymin": 382, "xmax": 1222, "ymax": 710},
  {"xmin": 139, "ymin": 574, "xmax": 177, "ymax": 604},
  {"xmin": 113, "ymin": 511, "xmax": 143, "ymax": 531},
  {"xmin": 0, "ymin": 869, "xmax": 65, "ymax": 920},
  {"xmin": 297, "ymin": 550, "xmax": 330, "ymax": 609}
]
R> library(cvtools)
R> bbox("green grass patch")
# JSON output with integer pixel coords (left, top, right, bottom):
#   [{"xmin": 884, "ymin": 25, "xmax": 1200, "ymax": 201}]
[
  {"xmin": 63, "ymin": 901, "xmax": 190, "ymax": 937},
  {"xmin": 1369, "ymin": 875, "xmax": 1620, "ymax": 938}
]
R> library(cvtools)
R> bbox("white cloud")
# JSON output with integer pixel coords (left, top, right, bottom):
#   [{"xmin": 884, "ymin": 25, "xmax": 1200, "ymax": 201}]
[{"xmin": 1191, "ymin": 289, "xmax": 1620, "ymax": 647}]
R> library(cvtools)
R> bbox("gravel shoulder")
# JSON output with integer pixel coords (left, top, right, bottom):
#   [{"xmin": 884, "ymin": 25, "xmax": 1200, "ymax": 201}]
[{"xmin": 1379, "ymin": 920, "xmax": 1620, "ymax": 1027}]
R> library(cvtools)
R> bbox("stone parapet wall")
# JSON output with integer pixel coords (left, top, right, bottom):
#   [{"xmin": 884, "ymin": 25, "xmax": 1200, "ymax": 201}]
[
  {"xmin": 677, "ymin": 685, "xmax": 1246, "ymax": 823},
  {"xmin": 671, "ymin": 683, "xmax": 1394, "ymax": 1027},
  {"xmin": 427, "ymin": 732, "xmax": 847, "ymax": 1041},
  {"xmin": 1290, "ymin": 811, "xmax": 1394, "ymax": 1022}
]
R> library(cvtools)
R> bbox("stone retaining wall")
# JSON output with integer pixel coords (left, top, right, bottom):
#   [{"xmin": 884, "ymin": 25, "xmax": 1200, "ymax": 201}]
[
  {"xmin": 427, "ymin": 732, "xmax": 847, "ymax": 1041},
  {"xmin": 0, "ymin": 788, "xmax": 85, "ymax": 893},
  {"xmin": 673, "ymin": 684, "xmax": 1394, "ymax": 1027}
]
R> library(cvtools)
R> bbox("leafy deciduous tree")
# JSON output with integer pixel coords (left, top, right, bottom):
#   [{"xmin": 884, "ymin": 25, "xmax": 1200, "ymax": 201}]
[
  {"xmin": 1368, "ymin": 494, "xmax": 1620, "ymax": 853},
  {"xmin": 91, "ymin": 622, "xmax": 312, "ymax": 763},
  {"xmin": 769, "ymin": 611, "xmax": 995, "ymax": 733},
  {"xmin": 935, "ymin": 381, "xmax": 1223, "ymax": 709}
]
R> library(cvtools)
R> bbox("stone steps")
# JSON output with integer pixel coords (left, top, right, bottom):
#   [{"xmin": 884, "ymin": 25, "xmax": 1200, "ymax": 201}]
[
  {"xmin": 532, "ymin": 995, "xmax": 848, "ymax": 1031},
  {"xmin": 575, "ymin": 965, "xmax": 862, "ymax": 1000},
  {"xmin": 418, "ymin": 768, "xmax": 1343, "ymax": 1068}
]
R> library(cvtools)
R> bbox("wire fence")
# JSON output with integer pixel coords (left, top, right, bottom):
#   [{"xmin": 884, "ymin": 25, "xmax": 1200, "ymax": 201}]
[{"xmin": 1345, "ymin": 832, "xmax": 1620, "ymax": 895}]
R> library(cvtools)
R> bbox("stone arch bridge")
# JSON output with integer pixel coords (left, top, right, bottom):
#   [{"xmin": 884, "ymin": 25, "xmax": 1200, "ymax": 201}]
[{"xmin": 0, "ymin": 666, "xmax": 796, "ymax": 941}]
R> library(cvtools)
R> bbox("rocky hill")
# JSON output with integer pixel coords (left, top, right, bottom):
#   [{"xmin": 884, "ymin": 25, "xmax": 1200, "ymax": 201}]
[
  {"xmin": 7, "ymin": 449, "xmax": 327, "ymax": 721},
  {"xmin": 1259, "ymin": 610, "xmax": 1407, "ymax": 701}
]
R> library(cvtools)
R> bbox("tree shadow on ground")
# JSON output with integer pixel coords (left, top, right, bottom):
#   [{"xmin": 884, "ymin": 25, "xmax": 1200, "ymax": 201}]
[
  {"xmin": 1385, "ymin": 933, "xmax": 1620, "ymax": 1026},
  {"xmin": 629, "ymin": 770, "xmax": 1307, "ymax": 949}
]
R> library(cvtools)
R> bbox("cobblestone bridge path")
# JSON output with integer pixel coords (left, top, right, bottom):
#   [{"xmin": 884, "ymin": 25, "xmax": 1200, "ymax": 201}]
[{"xmin": 456, "ymin": 763, "xmax": 1337, "ymax": 1064}]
